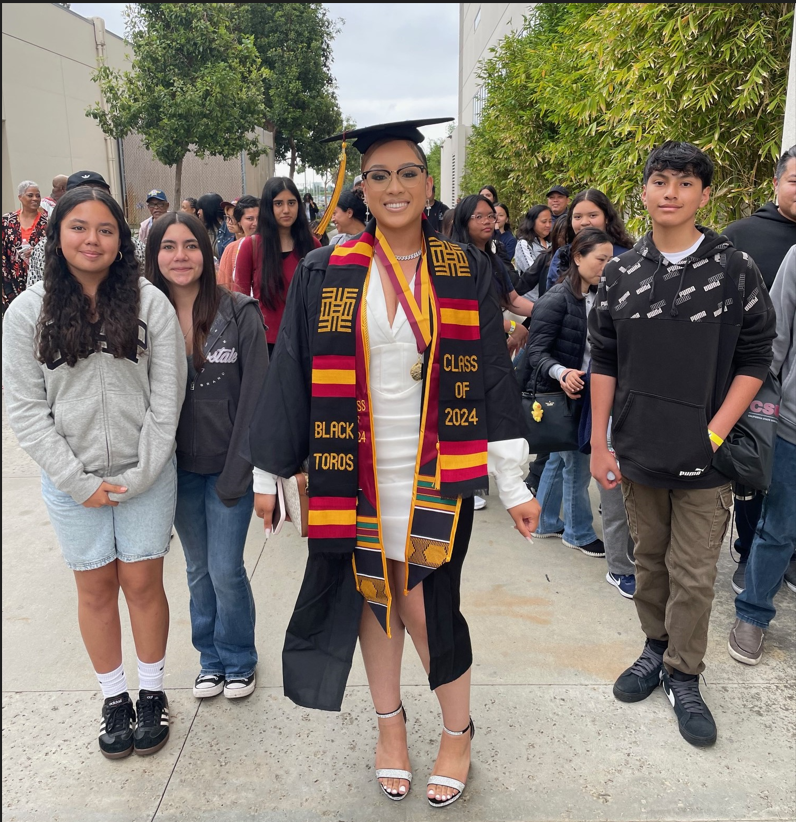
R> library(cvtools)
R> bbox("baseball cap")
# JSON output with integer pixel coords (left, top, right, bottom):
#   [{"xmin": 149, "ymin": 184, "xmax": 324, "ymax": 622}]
[
  {"xmin": 220, "ymin": 198, "xmax": 239, "ymax": 210},
  {"xmin": 146, "ymin": 189, "xmax": 169, "ymax": 202},
  {"xmin": 67, "ymin": 170, "xmax": 110, "ymax": 191},
  {"xmin": 546, "ymin": 185, "xmax": 570, "ymax": 197},
  {"xmin": 353, "ymin": 175, "xmax": 363, "ymax": 185}
]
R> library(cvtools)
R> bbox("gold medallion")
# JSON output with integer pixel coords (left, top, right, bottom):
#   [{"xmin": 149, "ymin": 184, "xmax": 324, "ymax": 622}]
[{"xmin": 410, "ymin": 358, "xmax": 423, "ymax": 381}]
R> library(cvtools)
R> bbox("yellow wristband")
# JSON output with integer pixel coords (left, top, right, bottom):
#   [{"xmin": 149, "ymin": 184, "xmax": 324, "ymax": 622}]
[
  {"xmin": 509, "ymin": 320, "xmax": 517, "ymax": 333},
  {"xmin": 708, "ymin": 429, "xmax": 724, "ymax": 447}
]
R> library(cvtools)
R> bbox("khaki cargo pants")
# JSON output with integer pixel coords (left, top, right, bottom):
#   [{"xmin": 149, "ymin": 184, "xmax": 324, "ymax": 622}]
[{"xmin": 621, "ymin": 480, "xmax": 733, "ymax": 675}]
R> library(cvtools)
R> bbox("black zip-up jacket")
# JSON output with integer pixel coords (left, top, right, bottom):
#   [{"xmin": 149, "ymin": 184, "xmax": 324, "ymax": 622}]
[
  {"xmin": 522, "ymin": 280, "xmax": 590, "ymax": 393},
  {"xmin": 176, "ymin": 290, "xmax": 269, "ymax": 505},
  {"xmin": 589, "ymin": 227, "xmax": 776, "ymax": 489}
]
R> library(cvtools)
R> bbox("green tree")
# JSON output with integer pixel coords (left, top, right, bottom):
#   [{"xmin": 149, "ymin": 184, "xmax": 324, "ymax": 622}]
[
  {"xmin": 86, "ymin": 3, "xmax": 268, "ymax": 208},
  {"xmin": 426, "ymin": 139, "xmax": 443, "ymax": 199},
  {"xmin": 464, "ymin": 3, "xmax": 792, "ymax": 233},
  {"xmin": 237, "ymin": 3, "xmax": 342, "ymax": 179}
]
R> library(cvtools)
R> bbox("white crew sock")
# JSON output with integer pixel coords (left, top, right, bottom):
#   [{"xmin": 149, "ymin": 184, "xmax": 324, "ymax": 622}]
[
  {"xmin": 137, "ymin": 656, "xmax": 166, "ymax": 693},
  {"xmin": 96, "ymin": 662, "xmax": 127, "ymax": 699}
]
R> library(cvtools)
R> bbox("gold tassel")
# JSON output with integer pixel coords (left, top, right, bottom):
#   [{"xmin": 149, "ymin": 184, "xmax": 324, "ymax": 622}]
[{"xmin": 314, "ymin": 140, "xmax": 347, "ymax": 238}]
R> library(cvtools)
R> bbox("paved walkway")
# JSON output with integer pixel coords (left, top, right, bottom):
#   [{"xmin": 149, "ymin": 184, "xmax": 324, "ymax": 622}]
[{"xmin": 2, "ymin": 401, "xmax": 794, "ymax": 822}]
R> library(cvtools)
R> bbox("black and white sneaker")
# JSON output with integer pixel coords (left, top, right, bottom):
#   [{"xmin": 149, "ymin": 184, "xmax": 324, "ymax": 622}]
[
  {"xmin": 98, "ymin": 692, "xmax": 136, "ymax": 759},
  {"xmin": 731, "ymin": 560, "xmax": 747, "ymax": 595},
  {"xmin": 660, "ymin": 669, "xmax": 717, "ymax": 747},
  {"xmin": 133, "ymin": 690, "xmax": 170, "ymax": 755},
  {"xmin": 613, "ymin": 641, "xmax": 664, "ymax": 702},
  {"xmin": 193, "ymin": 673, "xmax": 225, "ymax": 698},
  {"xmin": 224, "ymin": 673, "xmax": 256, "ymax": 699},
  {"xmin": 563, "ymin": 537, "xmax": 605, "ymax": 557}
]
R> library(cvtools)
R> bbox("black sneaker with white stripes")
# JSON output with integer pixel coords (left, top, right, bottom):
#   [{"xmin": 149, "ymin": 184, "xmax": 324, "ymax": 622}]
[
  {"xmin": 98, "ymin": 692, "xmax": 136, "ymax": 759},
  {"xmin": 133, "ymin": 690, "xmax": 169, "ymax": 755}
]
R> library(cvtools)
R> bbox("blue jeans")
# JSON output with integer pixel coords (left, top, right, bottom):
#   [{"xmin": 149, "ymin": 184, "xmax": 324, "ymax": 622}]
[
  {"xmin": 535, "ymin": 451, "xmax": 597, "ymax": 546},
  {"xmin": 735, "ymin": 437, "xmax": 796, "ymax": 629},
  {"xmin": 174, "ymin": 470, "xmax": 257, "ymax": 678}
]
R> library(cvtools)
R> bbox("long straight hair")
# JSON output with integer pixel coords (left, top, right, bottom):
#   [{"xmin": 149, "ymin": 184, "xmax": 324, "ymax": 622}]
[
  {"xmin": 256, "ymin": 177, "xmax": 315, "ymax": 311},
  {"xmin": 146, "ymin": 211, "xmax": 221, "ymax": 371},
  {"xmin": 37, "ymin": 187, "xmax": 140, "ymax": 367}
]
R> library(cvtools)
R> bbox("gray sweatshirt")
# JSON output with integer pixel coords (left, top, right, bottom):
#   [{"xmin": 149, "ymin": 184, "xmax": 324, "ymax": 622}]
[
  {"xmin": 2, "ymin": 278, "xmax": 186, "ymax": 503},
  {"xmin": 770, "ymin": 245, "xmax": 796, "ymax": 445}
]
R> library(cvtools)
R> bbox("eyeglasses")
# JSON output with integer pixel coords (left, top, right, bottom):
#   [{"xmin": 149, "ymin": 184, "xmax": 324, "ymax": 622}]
[
  {"xmin": 470, "ymin": 212, "xmax": 497, "ymax": 224},
  {"xmin": 361, "ymin": 164, "xmax": 426, "ymax": 190}
]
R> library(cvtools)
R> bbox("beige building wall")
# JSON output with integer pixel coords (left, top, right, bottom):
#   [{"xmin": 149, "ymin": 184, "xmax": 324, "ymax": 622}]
[
  {"xmin": 1, "ymin": 3, "xmax": 274, "ymax": 220},
  {"xmin": 441, "ymin": 3, "xmax": 531, "ymax": 206}
]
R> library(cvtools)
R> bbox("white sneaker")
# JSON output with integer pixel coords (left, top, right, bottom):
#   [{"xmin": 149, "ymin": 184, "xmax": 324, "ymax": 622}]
[{"xmin": 473, "ymin": 496, "xmax": 486, "ymax": 510}]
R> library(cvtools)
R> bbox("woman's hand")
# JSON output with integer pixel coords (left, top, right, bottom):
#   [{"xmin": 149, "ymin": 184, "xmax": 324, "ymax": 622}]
[
  {"xmin": 559, "ymin": 369, "xmax": 585, "ymax": 399},
  {"xmin": 507, "ymin": 323, "xmax": 528, "ymax": 356},
  {"xmin": 83, "ymin": 481, "xmax": 127, "ymax": 508},
  {"xmin": 254, "ymin": 493, "xmax": 276, "ymax": 535},
  {"xmin": 507, "ymin": 498, "xmax": 541, "ymax": 540}
]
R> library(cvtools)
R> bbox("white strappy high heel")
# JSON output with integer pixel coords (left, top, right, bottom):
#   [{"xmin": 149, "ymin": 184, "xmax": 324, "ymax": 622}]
[
  {"xmin": 374, "ymin": 703, "xmax": 412, "ymax": 801},
  {"xmin": 427, "ymin": 718, "xmax": 475, "ymax": 808}
]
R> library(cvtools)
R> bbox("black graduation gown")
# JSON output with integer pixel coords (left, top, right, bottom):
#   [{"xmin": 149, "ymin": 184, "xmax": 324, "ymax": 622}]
[{"xmin": 245, "ymin": 232, "xmax": 529, "ymax": 711}]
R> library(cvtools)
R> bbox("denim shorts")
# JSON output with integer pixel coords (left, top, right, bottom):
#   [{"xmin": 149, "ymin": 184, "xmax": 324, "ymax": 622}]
[{"xmin": 41, "ymin": 456, "xmax": 177, "ymax": 571}]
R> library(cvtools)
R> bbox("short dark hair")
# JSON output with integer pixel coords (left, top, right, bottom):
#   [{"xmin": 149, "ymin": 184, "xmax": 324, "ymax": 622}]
[
  {"xmin": 336, "ymin": 188, "xmax": 367, "ymax": 224},
  {"xmin": 643, "ymin": 141, "xmax": 714, "ymax": 188},
  {"xmin": 775, "ymin": 145, "xmax": 796, "ymax": 181},
  {"xmin": 233, "ymin": 194, "xmax": 259, "ymax": 223}
]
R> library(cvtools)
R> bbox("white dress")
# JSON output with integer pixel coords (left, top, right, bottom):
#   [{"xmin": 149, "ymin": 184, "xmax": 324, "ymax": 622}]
[{"xmin": 252, "ymin": 259, "xmax": 533, "ymax": 547}]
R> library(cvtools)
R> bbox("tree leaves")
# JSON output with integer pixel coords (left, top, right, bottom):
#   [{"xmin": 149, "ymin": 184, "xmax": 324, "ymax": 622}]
[{"xmin": 463, "ymin": 3, "xmax": 792, "ymax": 232}]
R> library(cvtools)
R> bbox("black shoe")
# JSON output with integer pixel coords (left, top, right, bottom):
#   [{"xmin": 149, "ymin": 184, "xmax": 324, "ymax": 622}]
[
  {"xmin": 660, "ymin": 669, "xmax": 717, "ymax": 747},
  {"xmin": 613, "ymin": 641, "xmax": 663, "ymax": 702},
  {"xmin": 563, "ymin": 537, "xmax": 605, "ymax": 557},
  {"xmin": 98, "ymin": 692, "xmax": 136, "ymax": 759},
  {"xmin": 731, "ymin": 561, "xmax": 746, "ymax": 595},
  {"xmin": 134, "ymin": 690, "xmax": 170, "ymax": 756}
]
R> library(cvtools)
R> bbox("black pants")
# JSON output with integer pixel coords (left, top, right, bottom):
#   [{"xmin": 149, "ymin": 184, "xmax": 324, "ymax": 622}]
[
  {"xmin": 525, "ymin": 452, "xmax": 550, "ymax": 493},
  {"xmin": 733, "ymin": 492, "xmax": 765, "ymax": 561}
]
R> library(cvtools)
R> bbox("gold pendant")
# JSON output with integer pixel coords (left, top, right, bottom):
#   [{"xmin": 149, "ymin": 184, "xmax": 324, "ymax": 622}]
[{"xmin": 410, "ymin": 358, "xmax": 423, "ymax": 381}]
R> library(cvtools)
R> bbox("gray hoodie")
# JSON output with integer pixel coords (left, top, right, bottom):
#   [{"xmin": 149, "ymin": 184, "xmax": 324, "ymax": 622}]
[
  {"xmin": 2, "ymin": 278, "xmax": 186, "ymax": 503},
  {"xmin": 770, "ymin": 245, "xmax": 796, "ymax": 445}
]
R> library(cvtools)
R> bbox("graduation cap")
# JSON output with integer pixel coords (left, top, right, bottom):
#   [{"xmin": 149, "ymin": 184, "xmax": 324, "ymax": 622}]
[
  {"xmin": 313, "ymin": 118, "xmax": 454, "ymax": 239},
  {"xmin": 319, "ymin": 117, "xmax": 454, "ymax": 155}
]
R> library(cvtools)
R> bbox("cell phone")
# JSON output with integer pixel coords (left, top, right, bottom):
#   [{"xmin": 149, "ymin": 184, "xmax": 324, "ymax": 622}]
[{"xmin": 271, "ymin": 479, "xmax": 287, "ymax": 536}]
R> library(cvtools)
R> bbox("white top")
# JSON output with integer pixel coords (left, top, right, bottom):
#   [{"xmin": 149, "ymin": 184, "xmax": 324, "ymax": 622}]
[
  {"xmin": 254, "ymin": 257, "xmax": 532, "ymax": 556},
  {"xmin": 661, "ymin": 234, "xmax": 704, "ymax": 265}
]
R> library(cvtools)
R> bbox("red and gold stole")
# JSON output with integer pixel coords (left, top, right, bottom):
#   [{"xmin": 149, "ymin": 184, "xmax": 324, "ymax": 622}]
[{"xmin": 308, "ymin": 218, "xmax": 488, "ymax": 634}]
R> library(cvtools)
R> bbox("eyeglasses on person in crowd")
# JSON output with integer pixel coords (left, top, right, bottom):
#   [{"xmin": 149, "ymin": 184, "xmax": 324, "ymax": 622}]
[
  {"xmin": 361, "ymin": 164, "xmax": 427, "ymax": 189},
  {"xmin": 470, "ymin": 212, "xmax": 497, "ymax": 224}
]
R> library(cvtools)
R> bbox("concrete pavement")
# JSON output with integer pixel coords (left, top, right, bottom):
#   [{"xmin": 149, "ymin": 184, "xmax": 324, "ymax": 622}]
[{"xmin": 2, "ymin": 401, "xmax": 795, "ymax": 822}]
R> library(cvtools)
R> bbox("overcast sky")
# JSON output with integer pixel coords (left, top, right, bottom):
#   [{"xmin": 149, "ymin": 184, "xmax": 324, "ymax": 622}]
[{"xmin": 69, "ymin": 3, "xmax": 460, "ymax": 178}]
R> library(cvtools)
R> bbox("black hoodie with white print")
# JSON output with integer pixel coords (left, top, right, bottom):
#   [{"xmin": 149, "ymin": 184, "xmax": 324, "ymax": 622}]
[{"xmin": 589, "ymin": 227, "xmax": 776, "ymax": 489}]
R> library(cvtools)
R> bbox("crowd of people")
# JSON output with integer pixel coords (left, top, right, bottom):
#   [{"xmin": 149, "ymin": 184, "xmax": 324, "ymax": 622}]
[{"xmin": 2, "ymin": 126, "xmax": 794, "ymax": 807}]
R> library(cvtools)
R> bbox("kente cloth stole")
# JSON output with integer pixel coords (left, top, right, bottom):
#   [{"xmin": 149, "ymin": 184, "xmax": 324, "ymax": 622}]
[{"xmin": 307, "ymin": 219, "xmax": 488, "ymax": 634}]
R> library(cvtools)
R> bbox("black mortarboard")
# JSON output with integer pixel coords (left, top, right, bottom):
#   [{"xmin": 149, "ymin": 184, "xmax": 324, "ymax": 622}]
[{"xmin": 319, "ymin": 118, "xmax": 454, "ymax": 155}]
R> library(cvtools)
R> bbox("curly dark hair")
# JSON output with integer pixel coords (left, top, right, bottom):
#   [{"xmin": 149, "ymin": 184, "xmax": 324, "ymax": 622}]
[
  {"xmin": 37, "ymin": 187, "xmax": 140, "ymax": 367},
  {"xmin": 146, "ymin": 211, "xmax": 221, "ymax": 372}
]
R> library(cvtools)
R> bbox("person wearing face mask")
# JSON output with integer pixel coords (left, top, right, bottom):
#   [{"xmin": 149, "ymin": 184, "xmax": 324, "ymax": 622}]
[
  {"xmin": 245, "ymin": 118, "xmax": 540, "ymax": 808},
  {"xmin": 148, "ymin": 211, "xmax": 268, "ymax": 701}
]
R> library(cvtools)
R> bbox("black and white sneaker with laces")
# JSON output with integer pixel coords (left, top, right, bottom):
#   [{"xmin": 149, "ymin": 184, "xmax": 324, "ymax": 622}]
[
  {"xmin": 660, "ymin": 669, "xmax": 717, "ymax": 747},
  {"xmin": 193, "ymin": 673, "xmax": 225, "ymax": 698},
  {"xmin": 98, "ymin": 692, "xmax": 136, "ymax": 759},
  {"xmin": 133, "ymin": 690, "xmax": 170, "ymax": 755},
  {"xmin": 613, "ymin": 640, "xmax": 664, "ymax": 702},
  {"xmin": 223, "ymin": 673, "xmax": 256, "ymax": 699}
]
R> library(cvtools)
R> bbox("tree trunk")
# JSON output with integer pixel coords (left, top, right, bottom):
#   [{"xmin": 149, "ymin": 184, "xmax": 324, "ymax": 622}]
[
  {"xmin": 174, "ymin": 156, "xmax": 184, "ymax": 213},
  {"xmin": 289, "ymin": 137, "xmax": 297, "ymax": 180}
]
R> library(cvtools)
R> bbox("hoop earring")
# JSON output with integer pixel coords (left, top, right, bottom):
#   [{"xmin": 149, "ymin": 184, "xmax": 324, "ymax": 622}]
[{"xmin": 116, "ymin": 251, "xmax": 123, "ymax": 262}]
